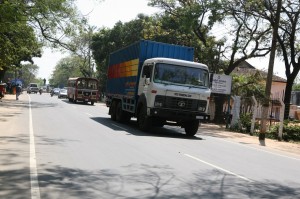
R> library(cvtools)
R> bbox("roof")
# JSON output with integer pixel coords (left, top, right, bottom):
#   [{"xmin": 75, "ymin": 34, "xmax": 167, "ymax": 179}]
[{"xmin": 232, "ymin": 61, "xmax": 287, "ymax": 83}]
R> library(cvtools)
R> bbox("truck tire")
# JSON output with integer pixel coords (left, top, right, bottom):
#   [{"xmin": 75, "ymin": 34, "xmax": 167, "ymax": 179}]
[
  {"xmin": 137, "ymin": 105, "xmax": 151, "ymax": 131},
  {"xmin": 184, "ymin": 120, "xmax": 199, "ymax": 136},
  {"xmin": 117, "ymin": 103, "xmax": 132, "ymax": 123},
  {"xmin": 116, "ymin": 101, "xmax": 127, "ymax": 122},
  {"xmin": 73, "ymin": 96, "xmax": 77, "ymax": 103},
  {"xmin": 110, "ymin": 101, "xmax": 117, "ymax": 121}
]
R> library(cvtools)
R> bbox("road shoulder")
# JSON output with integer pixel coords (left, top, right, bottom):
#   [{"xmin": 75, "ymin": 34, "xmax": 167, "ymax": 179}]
[{"xmin": 200, "ymin": 123, "xmax": 300, "ymax": 158}]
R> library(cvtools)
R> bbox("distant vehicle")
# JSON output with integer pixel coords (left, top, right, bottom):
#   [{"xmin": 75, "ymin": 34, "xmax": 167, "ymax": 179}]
[
  {"xmin": 41, "ymin": 86, "xmax": 47, "ymax": 92},
  {"xmin": 58, "ymin": 89, "xmax": 67, "ymax": 99},
  {"xmin": 53, "ymin": 88, "xmax": 60, "ymax": 95},
  {"xmin": 50, "ymin": 88, "xmax": 60, "ymax": 97},
  {"xmin": 27, "ymin": 83, "xmax": 39, "ymax": 94},
  {"xmin": 67, "ymin": 77, "xmax": 99, "ymax": 105}
]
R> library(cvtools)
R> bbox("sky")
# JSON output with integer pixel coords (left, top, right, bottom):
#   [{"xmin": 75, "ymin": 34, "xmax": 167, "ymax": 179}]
[
  {"xmin": 32, "ymin": 0, "xmax": 286, "ymax": 81},
  {"xmin": 33, "ymin": 0, "xmax": 159, "ymax": 80}
]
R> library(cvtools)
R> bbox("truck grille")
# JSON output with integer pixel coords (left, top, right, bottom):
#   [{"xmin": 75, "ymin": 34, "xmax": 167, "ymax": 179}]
[{"xmin": 155, "ymin": 95, "xmax": 207, "ymax": 111}]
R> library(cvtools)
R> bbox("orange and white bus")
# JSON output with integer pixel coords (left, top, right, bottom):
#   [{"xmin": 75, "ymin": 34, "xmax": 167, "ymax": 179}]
[{"xmin": 67, "ymin": 77, "xmax": 99, "ymax": 105}]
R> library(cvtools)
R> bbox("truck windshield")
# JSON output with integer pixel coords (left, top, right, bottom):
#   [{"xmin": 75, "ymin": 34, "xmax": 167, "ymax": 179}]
[{"xmin": 153, "ymin": 63, "xmax": 209, "ymax": 87}]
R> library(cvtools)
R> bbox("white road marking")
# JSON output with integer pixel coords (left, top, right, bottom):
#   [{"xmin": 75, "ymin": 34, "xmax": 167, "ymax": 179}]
[
  {"xmin": 184, "ymin": 153, "xmax": 253, "ymax": 182},
  {"xmin": 206, "ymin": 136, "xmax": 300, "ymax": 161},
  {"xmin": 111, "ymin": 123, "xmax": 128, "ymax": 131},
  {"xmin": 28, "ymin": 96, "xmax": 41, "ymax": 199}
]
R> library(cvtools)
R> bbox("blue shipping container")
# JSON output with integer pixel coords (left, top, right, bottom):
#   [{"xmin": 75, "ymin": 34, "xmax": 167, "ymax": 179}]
[{"xmin": 106, "ymin": 40, "xmax": 194, "ymax": 98}]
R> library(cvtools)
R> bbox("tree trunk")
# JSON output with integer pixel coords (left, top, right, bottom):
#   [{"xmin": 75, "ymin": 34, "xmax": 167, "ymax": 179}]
[
  {"xmin": 284, "ymin": 77, "xmax": 294, "ymax": 119},
  {"xmin": 259, "ymin": 0, "xmax": 282, "ymax": 139}
]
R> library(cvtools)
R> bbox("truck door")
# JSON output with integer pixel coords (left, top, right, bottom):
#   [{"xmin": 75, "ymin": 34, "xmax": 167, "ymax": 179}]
[{"xmin": 138, "ymin": 64, "xmax": 153, "ymax": 97}]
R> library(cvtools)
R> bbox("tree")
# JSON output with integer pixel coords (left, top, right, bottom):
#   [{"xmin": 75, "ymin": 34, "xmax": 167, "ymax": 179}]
[
  {"xmin": 148, "ymin": 0, "xmax": 223, "ymax": 69},
  {"xmin": 0, "ymin": 0, "xmax": 85, "ymax": 80},
  {"xmin": 49, "ymin": 56, "xmax": 81, "ymax": 87},
  {"xmin": 0, "ymin": 1, "xmax": 42, "ymax": 80},
  {"xmin": 149, "ymin": 0, "xmax": 274, "ymax": 123},
  {"xmin": 273, "ymin": 1, "xmax": 300, "ymax": 119},
  {"xmin": 91, "ymin": 12, "xmax": 220, "ymax": 93},
  {"xmin": 244, "ymin": 0, "xmax": 300, "ymax": 119},
  {"xmin": 20, "ymin": 64, "xmax": 40, "ymax": 87},
  {"xmin": 91, "ymin": 14, "xmax": 161, "ymax": 93},
  {"xmin": 70, "ymin": 26, "xmax": 97, "ymax": 78}
]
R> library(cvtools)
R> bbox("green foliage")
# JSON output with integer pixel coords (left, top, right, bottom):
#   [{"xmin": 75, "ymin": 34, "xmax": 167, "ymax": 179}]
[
  {"xmin": 0, "ymin": 0, "xmax": 85, "ymax": 81},
  {"xmin": 292, "ymin": 83, "xmax": 300, "ymax": 91},
  {"xmin": 20, "ymin": 64, "xmax": 40, "ymax": 87},
  {"xmin": 148, "ymin": 0, "xmax": 223, "ymax": 73},
  {"xmin": 91, "ymin": 12, "xmax": 221, "ymax": 92},
  {"xmin": 231, "ymin": 72, "xmax": 265, "ymax": 97},
  {"xmin": 49, "ymin": 56, "xmax": 81, "ymax": 87},
  {"xmin": 70, "ymin": 26, "xmax": 97, "ymax": 78},
  {"xmin": 0, "ymin": 1, "xmax": 42, "ymax": 80},
  {"xmin": 266, "ymin": 121, "xmax": 300, "ymax": 142},
  {"xmin": 240, "ymin": 113, "xmax": 252, "ymax": 133},
  {"xmin": 3, "ymin": 63, "xmax": 39, "ymax": 87},
  {"xmin": 229, "ymin": 113, "xmax": 254, "ymax": 133}
]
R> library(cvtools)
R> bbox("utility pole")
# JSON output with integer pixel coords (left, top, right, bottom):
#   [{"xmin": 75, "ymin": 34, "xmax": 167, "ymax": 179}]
[{"xmin": 260, "ymin": 0, "xmax": 282, "ymax": 140}]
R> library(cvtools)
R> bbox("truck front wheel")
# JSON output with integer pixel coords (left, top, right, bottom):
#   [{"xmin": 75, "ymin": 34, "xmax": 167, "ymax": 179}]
[
  {"xmin": 184, "ymin": 120, "xmax": 199, "ymax": 136},
  {"xmin": 138, "ymin": 105, "xmax": 151, "ymax": 131},
  {"xmin": 73, "ymin": 96, "xmax": 77, "ymax": 103}
]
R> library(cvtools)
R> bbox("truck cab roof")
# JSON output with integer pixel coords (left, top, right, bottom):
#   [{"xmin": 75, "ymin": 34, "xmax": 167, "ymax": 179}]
[{"xmin": 144, "ymin": 57, "xmax": 208, "ymax": 70}]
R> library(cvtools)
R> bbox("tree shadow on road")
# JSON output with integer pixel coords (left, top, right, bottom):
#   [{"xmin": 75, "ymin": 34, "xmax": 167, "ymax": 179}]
[{"xmin": 2, "ymin": 163, "xmax": 299, "ymax": 199}]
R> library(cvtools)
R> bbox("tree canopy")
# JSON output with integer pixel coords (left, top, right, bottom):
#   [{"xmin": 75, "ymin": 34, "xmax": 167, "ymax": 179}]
[
  {"xmin": 49, "ymin": 56, "xmax": 81, "ymax": 88},
  {"xmin": 0, "ymin": 0, "xmax": 84, "ymax": 82}
]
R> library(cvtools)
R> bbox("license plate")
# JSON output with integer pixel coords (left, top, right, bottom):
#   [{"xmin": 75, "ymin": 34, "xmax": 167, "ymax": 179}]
[
  {"xmin": 196, "ymin": 116, "xmax": 204, "ymax": 119},
  {"xmin": 85, "ymin": 99, "xmax": 88, "ymax": 101}
]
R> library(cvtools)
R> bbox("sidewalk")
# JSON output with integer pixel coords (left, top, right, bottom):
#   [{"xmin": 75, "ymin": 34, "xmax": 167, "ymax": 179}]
[
  {"xmin": 0, "ymin": 93, "xmax": 27, "ymax": 123},
  {"xmin": 200, "ymin": 123, "xmax": 300, "ymax": 158},
  {"xmin": 0, "ymin": 93, "xmax": 31, "ymax": 197}
]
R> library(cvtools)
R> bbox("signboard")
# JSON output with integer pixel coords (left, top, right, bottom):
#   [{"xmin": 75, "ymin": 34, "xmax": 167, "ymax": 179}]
[{"xmin": 211, "ymin": 74, "xmax": 232, "ymax": 95}]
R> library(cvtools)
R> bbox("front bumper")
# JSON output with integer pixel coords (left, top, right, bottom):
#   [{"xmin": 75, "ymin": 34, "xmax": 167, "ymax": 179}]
[{"xmin": 149, "ymin": 108, "xmax": 210, "ymax": 121}]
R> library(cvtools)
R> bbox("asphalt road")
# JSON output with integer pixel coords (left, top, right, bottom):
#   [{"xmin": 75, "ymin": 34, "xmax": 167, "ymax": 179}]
[{"xmin": 1, "ymin": 93, "xmax": 300, "ymax": 199}]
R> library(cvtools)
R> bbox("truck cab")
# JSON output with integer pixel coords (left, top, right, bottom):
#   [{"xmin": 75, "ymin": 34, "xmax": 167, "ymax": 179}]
[
  {"xmin": 106, "ymin": 40, "xmax": 211, "ymax": 136},
  {"xmin": 136, "ymin": 58, "xmax": 211, "ymax": 136}
]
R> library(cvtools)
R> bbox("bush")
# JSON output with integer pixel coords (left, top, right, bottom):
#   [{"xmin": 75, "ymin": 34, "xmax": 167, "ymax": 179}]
[
  {"xmin": 229, "ymin": 113, "xmax": 253, "ymax": 134},
  {"xmin": 240, "ymin": 113, "xmax": 252, "ymax": 133},
  {"xmin": 266, "ymin": 121, "xmax": 300, "ymax": 142}
]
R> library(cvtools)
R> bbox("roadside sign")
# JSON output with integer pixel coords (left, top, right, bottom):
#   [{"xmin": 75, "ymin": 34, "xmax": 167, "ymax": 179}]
[{"xmin": 211, "ymin": 74, "xmax": 232, "ymax": 95}]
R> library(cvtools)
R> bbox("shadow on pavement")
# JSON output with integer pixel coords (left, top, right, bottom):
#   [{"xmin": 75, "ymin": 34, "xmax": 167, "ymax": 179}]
[
  {"xmin": 90, "ymin": 117, "xmax": 203, "ymax": 140},
  {"xmin": 2, "ymin": 163, "xmax": 299, "ymax": 199}
]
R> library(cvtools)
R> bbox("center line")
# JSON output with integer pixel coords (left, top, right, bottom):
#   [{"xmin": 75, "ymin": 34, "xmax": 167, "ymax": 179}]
[
  {"xmin": 29, "ymin": 95, "xmax": 41, "ymax": 199},
  {"xmin": 184, "ymin": 153, "xmax": 253, "ymax": 182}
]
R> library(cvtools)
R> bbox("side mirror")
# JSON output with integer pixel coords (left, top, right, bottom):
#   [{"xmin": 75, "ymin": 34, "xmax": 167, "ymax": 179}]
[{"xmin": 145, "ymin": 78, "xmax": 150, "ymax": 85}]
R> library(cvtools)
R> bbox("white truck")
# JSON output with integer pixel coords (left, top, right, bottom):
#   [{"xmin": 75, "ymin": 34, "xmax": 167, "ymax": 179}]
[{"xmin": 106, "ymin": 40, "xmax": 211, "ymax": 136}]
